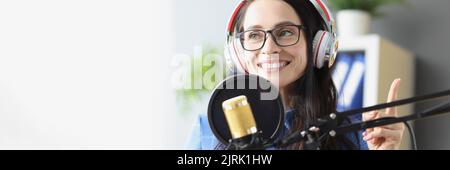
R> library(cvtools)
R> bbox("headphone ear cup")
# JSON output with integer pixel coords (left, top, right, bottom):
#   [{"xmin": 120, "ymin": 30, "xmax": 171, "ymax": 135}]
[
  {"xmin": 224, "ymin": 43, "xmax": 237, "ymax": 75},
  {"xmin": 224, "ymin": 40, "xmax": 246, "ymax": 74},
  {"xmin": 312, "ymin": 30, "xmax": 333, "ymax": 69}
]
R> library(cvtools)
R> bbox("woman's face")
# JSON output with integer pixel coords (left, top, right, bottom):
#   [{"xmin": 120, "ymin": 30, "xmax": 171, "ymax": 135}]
[{"xmin": 241, "ymin": 0, "xmax": 307, "ymax": 89}]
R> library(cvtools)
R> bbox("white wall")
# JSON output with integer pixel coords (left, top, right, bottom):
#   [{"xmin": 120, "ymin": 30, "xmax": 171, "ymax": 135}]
[
  {"xmin": 371, "ymin": 0, "xmax": 450, "ymax": 149},
  {"xmin": 172, "ymin": 0, "xmax": 238, "ymax": 149},
  {"xmin": 0, "ymin": 0, "xmax": 176, "ymax": 149},
  {"xmin": 0, "ymin": 0, "xmax": 244, "ymax": 150},
  {"xmin": 174, "ymin": 0, "xmax": 239, "ymax": 54}
]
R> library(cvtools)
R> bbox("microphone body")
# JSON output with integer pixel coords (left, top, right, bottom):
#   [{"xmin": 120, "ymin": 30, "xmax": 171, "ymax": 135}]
[{"xmin": 222, "ymin": 95, "xmax": 265, "ymax": 150}]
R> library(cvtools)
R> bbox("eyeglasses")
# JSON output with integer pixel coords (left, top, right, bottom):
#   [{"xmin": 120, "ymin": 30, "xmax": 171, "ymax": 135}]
[{"xmin": 237, "ymin": 25, "xmax": 306, "ymax": 51}]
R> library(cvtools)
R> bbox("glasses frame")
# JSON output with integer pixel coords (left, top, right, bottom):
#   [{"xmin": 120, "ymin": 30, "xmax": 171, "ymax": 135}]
[{"xmin": 237, "ymin": 24, "xmax": 307, "ymax": 51}]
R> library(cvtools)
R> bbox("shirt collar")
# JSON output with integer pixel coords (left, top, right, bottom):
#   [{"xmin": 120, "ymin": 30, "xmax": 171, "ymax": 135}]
[{"xmin": 284, "ymin": 109, "xmax": 296, "ymax": 130}]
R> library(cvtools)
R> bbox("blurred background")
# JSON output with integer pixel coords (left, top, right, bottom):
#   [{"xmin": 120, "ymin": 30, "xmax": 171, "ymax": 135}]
[{"xmin": 0, "ymin": 0, "xmax": 449, "ymax": 150}]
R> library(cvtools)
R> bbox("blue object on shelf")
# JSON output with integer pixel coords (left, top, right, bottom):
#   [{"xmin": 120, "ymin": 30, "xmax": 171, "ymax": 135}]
[{"xmin": 333, "ymin": 52, "xmax": 365, "ymax": 122}]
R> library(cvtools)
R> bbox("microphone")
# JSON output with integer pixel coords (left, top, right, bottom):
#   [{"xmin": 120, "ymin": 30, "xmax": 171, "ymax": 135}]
[
  {"xmin": 222, "ymin": 96, "xmax": 257, "ymax": 139},
  {"xmin": 221, "ymin": 95, "xmax": 264, "ymax": 150},
  {"xmin": 208, "ymin": 74, "xmax": 285, "ymax": 150}
]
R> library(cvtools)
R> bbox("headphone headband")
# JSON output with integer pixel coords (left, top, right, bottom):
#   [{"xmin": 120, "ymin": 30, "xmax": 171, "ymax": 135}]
[
  {"xmin": 227, "ymin": 0, "xmax": 335, "ymax": 36},
  {"xmin": 227, "ymin": 1, "xmax": 247, "ymax": 36},
  {"xmin": 309, "ymin": 0, "xmax": 335, "ymax": 33}
]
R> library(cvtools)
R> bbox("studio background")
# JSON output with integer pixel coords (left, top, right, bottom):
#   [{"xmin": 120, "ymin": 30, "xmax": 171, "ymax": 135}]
[{"xmin": 0, "ymin": 0, "xmax": 449, "ymax": 149}]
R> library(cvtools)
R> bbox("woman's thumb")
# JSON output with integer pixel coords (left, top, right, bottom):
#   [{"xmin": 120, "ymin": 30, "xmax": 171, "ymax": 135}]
[{"xmin": 363, "ymin": 111, "xmax": 378, "ymax": 121}]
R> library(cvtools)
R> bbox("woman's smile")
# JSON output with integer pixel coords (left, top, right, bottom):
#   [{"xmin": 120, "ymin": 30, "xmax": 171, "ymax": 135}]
[{"xmin": 256, "ymin": 58, "xmax": 292, "ymax": 73}]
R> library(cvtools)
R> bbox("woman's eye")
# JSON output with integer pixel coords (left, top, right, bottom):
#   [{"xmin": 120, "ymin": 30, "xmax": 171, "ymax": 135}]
[
  {"xmin": 248, "ymin": 32, "xmax": 262, "ymax": 40},
  {"xmin": 278, "ymin": 30, "xmax": 294, "ymax": 37}
]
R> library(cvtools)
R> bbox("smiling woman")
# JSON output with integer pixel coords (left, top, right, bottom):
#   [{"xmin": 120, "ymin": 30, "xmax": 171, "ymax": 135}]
[
  {"xmin": 187, "ymin": 0, "xmax": 405, "ymax": 150},
  {"xmin": 239, "ymin": 0, "xmax": 309, "ymax": 92}
]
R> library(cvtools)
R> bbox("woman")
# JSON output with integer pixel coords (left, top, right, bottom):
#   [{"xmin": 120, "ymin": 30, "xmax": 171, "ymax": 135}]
[{"xmin": 187, "ymin": 0, "xmax": 405, "ymax": 150}]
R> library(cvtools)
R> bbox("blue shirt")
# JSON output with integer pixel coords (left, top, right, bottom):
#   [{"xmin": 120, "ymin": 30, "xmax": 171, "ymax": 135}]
[{"xmin": 186, "ymin": 110, "xmax": 369, "ymax": 150}]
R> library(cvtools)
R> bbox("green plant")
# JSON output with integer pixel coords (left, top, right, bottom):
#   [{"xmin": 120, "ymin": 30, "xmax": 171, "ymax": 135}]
[
  {"xmin": 328, "ymin": 0, "xmax": 406, "ymax": 17},
  {"xmin": 175, "ymin": 45, "xmax": 226, "ymax": 112}
]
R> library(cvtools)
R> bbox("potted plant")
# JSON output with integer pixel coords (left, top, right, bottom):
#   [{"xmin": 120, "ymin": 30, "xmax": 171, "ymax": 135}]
[
  {"xmin": 175, "ymin": 45, "xmax": 226, "ymax": 115},
  {"xmin": 328, "ymin": 0, "xmax": 406, "ymax": 37}
]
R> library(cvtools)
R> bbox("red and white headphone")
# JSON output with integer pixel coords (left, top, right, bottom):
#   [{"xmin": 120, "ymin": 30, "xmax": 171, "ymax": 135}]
[{"xmin": 225, "ymin": 0, "xmax": 338, "ymax": 74}]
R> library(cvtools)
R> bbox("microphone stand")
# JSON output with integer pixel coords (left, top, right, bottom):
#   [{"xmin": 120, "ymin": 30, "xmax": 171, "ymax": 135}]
[
  {"xmin": 227, "ymin": 131, "xmax": 266, "ymax": 150},
  {"xmin": 333, "ymin": 100, "xmax": 450, "ymax": 137},
  {"xmin": 272, "ymin": 89, "xmax": 450, "ymax": 149}
]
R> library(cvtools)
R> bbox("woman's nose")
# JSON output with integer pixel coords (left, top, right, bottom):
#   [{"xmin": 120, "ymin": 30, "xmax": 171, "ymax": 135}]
[{"xmin": 261, "ymin": 34, "xmax": 281, "ymax": 54}]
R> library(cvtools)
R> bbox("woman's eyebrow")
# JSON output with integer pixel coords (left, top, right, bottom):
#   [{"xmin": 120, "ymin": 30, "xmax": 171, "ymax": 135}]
[
  {"xmin": 245, "ymin": 21, "xmax": 300, "ymax": 30},
  {"xmin": 273, "ymin": 21, "xmax": 299, "ymax": 27},
  {"xmin": 245, "ymin": 25, "xmax": 263, "ymax": 30}
]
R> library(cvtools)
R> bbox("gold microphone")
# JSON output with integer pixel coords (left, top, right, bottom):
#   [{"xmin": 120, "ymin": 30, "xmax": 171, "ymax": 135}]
[{"xmin": 222, "ymin": 95, "xmax": 258, "ymax": 139}]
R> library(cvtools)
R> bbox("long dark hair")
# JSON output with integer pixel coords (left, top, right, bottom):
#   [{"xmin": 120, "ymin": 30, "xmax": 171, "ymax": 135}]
[{"xmin": 220, "ymin": 0, "xmax": 360, "ymax": 150}]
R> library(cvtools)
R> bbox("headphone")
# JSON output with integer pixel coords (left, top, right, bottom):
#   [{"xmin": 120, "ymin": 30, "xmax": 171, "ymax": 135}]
[{"xmin": 225, "ymin": 0, "xmax": 338, "ymax": 74}]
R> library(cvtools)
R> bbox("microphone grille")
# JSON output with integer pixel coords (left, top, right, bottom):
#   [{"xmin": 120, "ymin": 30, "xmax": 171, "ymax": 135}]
[{"xmin": 222, "ymin": 95, "xmax": 257, "ymax": 139}]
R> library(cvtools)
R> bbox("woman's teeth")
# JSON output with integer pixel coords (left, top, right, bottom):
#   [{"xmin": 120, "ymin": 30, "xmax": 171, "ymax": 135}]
[{"xmin": 258, "ymin": 62, "xmax": 290, "ymax": 70}]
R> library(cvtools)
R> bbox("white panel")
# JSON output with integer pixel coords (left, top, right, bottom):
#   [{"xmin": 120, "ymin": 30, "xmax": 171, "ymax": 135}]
[{"xmin": 0, "ymin": 0, "xmax": 175, "ymax": 149}]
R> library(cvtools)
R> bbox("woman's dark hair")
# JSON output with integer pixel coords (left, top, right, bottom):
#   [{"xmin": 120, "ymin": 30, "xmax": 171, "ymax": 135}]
[{"xmin": 218, "ymin": 0, "xmax": 360, "ymax": 150}]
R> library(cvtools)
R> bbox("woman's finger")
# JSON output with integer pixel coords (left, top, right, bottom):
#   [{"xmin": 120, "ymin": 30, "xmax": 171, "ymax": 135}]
[
  {"xmin": 381, "ymin": 122, "xmax": 405, "ymax": 131},
  {"xmin": 385, "ymin": 79, "xmax": 401, "ymax": 116},
  {"xmin": 364, "ymin": 122, "xmax": 403, "ymax": 140},
  {"xmin": 363, "ymin": 127, "xmax": 402, "ymax": 141},
  {"xmin": 362, "ymin": 111, "xmax": 379, "ymax": 135},
  {"xmin": 363, "ymin": 111, "xmax": 378, "ymax": 121}
]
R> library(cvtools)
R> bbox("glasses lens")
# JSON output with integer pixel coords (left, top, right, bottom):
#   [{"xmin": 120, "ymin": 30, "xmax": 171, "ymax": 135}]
[
  {"xmin": 273, "ymin": 25, "xmax": 300, "ymax": 46},
  {"xmin": 240, "ymin": 30, "xmax": 265, "ymax": 51},
  {"xmin": 239, "ymin": 25, "xmax": 302, "ymax": 51}
]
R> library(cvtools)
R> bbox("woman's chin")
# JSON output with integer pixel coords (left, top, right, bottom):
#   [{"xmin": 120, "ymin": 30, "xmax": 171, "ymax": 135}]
[
  {"xmin": 253, "ymin": 74, "xmax": 291, "ymax": 89},
  {"xmin": 249, "ymin": 66, "xmax": 296, "ymax": 90}
]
